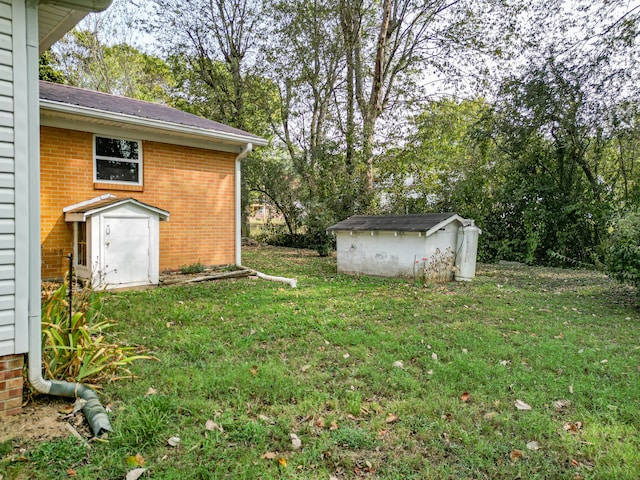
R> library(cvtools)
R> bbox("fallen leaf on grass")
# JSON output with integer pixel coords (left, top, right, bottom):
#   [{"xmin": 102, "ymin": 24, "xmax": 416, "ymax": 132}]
[
  {"xmin": 509, "ymin": 450, "xmax": 523, "ymax": 462},
  {"xmin": 460, "ymin": 392, "xmax": 470, "ymax": 402},
  {"xmin": 290, "ymin": 433, "xmax": 302, "ymax": 450},
  {"xmin": 526, "ymin": 441, "xmax": 540, "ymax": 451},
  {"xmin": 145, "ymin": 387, "xmax": 157, "ymax": 396},
  {"xmin": 125, "ymin": 468, "xmax": 147, "ymax": 480},
  {"xmin": 431, "ymin": 353, "xmax": 438, "ymax": 361},
  {"xmin": 258, "ymin": 414, "xmax": 275, "ymax": 424},
  {"xmin": 515, "ymin": 400, "xmax": 532, "ymax": 411},
  {"xmin": 600, "ymin": 359, "xmax": 608, "ymax": 364},
  {"xmin": 125, "ymin": 453, "xmax": 146, "ymax": 467},
  {"xmin": 569, "ymin": 385, "xmax": 574, "ymax": 394},
  {"xmin": 315, "ymin": 417, "xmax": 325, "ymax": 428},
  {"xmin": 563, "ymin": 422, "xmax": 582, "ymax": 434},
  {"xmin": 329, "ymin": 420, "xmax": 339, "ymax": 430},
  {"xmin": 250, "ymin": 365, "xmax": 259, "ymax": 376},
  {"xmin": 553, "ymin": 399, "xmax": 571, "ymax": 411},
  {"xmin": 427, "ymin": 369, "xmax": 434, "ymax": 375},
  {"xmin": 483, "ymin": 412, "xmax": 498, "ymax": 420},
  {"xmin": 167, "ymin": 436, "xmax": 181, "ymax": 447},
  {"xmin": 278, "ymin": 458, "xmax": 287, "ymax": 467},
  {"xmin": 392, "ymin": 360, "xmax": 404, "ymax": 368},
  {"xmin": 262, "ymin": 452, "xmax": 277, "ymax": 460},
  {"xmin": 205, "ymin": 420, "xmax": 223, "ymax": 432},
  {"xmin": 385, "ymin": 414, "xmax": 400, "ymax": 424},
  {"xmin": 343, "ymin": 353, "xmax": 350, "ymax": 359},
  {"xmin": 67, "ymin": 469, "xmax": 76, "ymax": 476},
  {"xmin": 301, "ymin": 364, "xmax": 311, "ymax": 372}
]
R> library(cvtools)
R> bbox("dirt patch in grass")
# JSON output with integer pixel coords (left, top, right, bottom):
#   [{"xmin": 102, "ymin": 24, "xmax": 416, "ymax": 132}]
[{"xmin": 0, "ymin": 396, "xmax": 78, "ymax": 444}]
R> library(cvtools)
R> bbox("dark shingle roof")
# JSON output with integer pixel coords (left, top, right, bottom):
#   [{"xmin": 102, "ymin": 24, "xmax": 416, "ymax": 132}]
[
  {"xmin": 39, "ymin": 81, "xmax": 264, "ymax": 143},
  {"xmin": 327, "ymin": 213, "xmax": 462, "ymax": 233}
]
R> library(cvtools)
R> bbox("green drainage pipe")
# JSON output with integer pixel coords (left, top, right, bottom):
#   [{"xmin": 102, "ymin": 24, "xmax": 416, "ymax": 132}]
[{"xmin": 48, "ymin": 381, "xmax": 112, "ymax": 436}]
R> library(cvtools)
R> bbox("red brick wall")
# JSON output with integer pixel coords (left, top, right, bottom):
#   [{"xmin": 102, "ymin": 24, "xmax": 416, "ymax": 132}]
[
  {"xmin": 0, "ymin": 354, "xmax": 24, "ymax": 416},
  {"xmin": 40, "ymin": 127, "xmax": 237, "ymax": 279}
]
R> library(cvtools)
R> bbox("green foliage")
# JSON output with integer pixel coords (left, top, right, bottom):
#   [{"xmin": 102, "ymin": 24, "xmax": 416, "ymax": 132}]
[
  {"xmin": 50, "ymin": 29, "xmax": 175, "ymax": 102},
  {"xmin": 39, "ymin": 51, "xmax": 65, "ymax": 83},
  {"xmin": 604, "ymin": 209, "xmax": 640, "ymax": 288},
  {"xmin": 178, "ymin": 262, "xmax": 205, "ymax": 275},
  {"xmin": 40, "ymin": 280, "xmax": 152, "ymax": 385}
]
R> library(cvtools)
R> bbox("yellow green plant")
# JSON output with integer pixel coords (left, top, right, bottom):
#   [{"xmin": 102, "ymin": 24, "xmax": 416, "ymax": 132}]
[{"xmin": 41, "ymin": 279, "xmax": 152, "ymax": 385}]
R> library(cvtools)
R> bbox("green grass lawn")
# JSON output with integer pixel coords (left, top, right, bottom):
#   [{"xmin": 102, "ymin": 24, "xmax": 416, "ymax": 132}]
[{"xmin": 3, "ymin": 246, "xmax": 640, "ymax": 479}]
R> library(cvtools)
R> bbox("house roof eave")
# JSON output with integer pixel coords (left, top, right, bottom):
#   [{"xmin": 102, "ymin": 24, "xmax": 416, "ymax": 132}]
[
  {"xmin": 38, "ymin": 1, "xmax": 113, "ymax": 52},
  {"xmin": 40, "ymin": 99, "xmax": 268, "ymax": 149}
]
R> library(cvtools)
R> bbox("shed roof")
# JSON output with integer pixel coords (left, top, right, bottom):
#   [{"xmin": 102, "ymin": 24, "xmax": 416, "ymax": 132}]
[
  {"xmin": 63, "ymin": 194, "xmax": 169, "ymax": 222},
  {"xmin": 327, "ymin": 213, "xmax": 468, "ymax": 236},
  {"xmin": 39, "ymin": 81, "xmax": 267, "ymax": 150}
]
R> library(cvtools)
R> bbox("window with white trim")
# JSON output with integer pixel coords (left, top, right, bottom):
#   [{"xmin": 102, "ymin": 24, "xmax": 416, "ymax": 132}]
[{"xmin": 94, "ymin": 136, "xmax": 142, "ymax": 184}]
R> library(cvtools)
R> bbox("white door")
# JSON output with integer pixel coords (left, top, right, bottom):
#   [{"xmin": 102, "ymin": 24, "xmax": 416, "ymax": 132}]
[{"xmin": 103, "ymin": 216, "xmax": 151, "ymax": 286}]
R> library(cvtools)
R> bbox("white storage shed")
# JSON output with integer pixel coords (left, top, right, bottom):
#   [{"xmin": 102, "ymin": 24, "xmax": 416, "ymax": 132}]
[
  {"xmin": 327, "ymin": 213, "xmax": 481, "ymax": 281},
  {"xmin": 64, "ymin": 195, "xmax": 169, "ymax": 289}
]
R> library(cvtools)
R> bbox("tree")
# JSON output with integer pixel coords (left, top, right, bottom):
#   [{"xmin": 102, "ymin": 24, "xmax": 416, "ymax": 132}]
[{"xmin": 51, "ymin": 30, "xmax": 174, "ymax": 102}]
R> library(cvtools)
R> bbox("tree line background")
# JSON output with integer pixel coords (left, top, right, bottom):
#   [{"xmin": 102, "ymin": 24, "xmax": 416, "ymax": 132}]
[{"xmin": 40, "ymin": 0, "xmax": 640, "ymax": 285}]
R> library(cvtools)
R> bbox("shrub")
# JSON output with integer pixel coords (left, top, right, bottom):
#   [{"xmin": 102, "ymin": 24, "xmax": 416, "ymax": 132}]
[
  {"xmin": 40, "ymin": 279, "xmax": 152, "ymax": 385},
  {"xmin": 179, "ymin": 262, "xmax": 206, "ymax": 274},
  {"xmin": 604, "ymin": 209, "xmax": 640, "ymax": 289}
]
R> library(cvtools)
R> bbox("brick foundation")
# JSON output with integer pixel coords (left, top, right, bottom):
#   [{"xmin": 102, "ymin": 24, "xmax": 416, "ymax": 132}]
[{"xmin": 0, "ymin": 354, "xmax": 24, "ymax": 416}]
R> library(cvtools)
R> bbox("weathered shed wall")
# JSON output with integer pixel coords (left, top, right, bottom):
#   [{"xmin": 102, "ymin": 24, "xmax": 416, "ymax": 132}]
[{"xmin": 335, "ymin": 222, "xmax": 460, "ymax": 278}]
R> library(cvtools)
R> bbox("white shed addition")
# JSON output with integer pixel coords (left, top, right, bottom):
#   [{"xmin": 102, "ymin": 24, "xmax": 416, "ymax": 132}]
[
  {"xmin": 64, "ymin": 195, "xmax": 169, "ymax": 289},
  {"xmin": 327, "ymin": 213, "xmax": 481, "ymax": 281}
]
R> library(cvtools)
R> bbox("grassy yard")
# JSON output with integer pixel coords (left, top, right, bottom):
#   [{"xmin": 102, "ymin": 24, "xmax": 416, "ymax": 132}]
[{"xmin": 3, "ymin": 246, "xmax": 640, "ymax": 479}]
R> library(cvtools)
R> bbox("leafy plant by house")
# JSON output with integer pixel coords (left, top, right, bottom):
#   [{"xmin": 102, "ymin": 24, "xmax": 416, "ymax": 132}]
[
  {"xmin": 39, "ymin": 279, "xmax": 152, "ymax": 385},
  {"xmin": 178, "ymin": 262, "xmax": 206, "ymax": 275}
]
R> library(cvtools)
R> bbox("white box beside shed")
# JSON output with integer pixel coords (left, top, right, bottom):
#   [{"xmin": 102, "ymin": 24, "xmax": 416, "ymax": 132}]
[{"xmin": 327, "ymin": 213, "xmax": 481, "ymax": 281}]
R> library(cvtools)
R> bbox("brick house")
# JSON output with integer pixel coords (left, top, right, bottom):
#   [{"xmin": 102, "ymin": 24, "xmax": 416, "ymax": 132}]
[
  {"xmin": 0, "ymin": 0, "xmax": 266, "ymax": 417},
  {"xmin": 39, "ymin": 81, "xmax": 266, "ymax": 288}
]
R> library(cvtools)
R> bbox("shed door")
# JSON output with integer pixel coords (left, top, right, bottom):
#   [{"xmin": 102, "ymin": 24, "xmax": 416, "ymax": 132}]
[{"xmin": 103, "ymin": 217, "xmax": 150, "ymax": 286}]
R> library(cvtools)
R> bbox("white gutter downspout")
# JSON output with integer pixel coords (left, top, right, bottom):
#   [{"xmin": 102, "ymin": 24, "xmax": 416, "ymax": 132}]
[
  {"xmin": 25, "ymin": 3, "xmax": 110, "ymax": 435},
  {"xmin": 235, "ymin": 143, "xmax": 253, "ymax": 266},
  {"xmin": 232, "ymin": 145, "xmax": 297, "ymax": 288}
]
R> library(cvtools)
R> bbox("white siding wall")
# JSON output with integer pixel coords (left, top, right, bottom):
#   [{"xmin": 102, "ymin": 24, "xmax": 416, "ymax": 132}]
[
  {"xmin": 0, "ymin": 0, "xmax": 15, "ymax": 356},
  {"xmin": 0, "ymin": 0, "xmax": 31, "ymax": 356}
]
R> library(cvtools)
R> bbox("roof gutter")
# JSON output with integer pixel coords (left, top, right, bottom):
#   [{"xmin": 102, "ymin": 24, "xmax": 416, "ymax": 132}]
[
  {"xmin": 40, "ymin": 100, "xmax": 268, "ymax": 147},
  {"xmin": 26, "ymin": 6, "xmax": 111, "ymax": 436},
  {"xmin": 235, "ymin": 143, "xmax": 253, "ymax": 266}
]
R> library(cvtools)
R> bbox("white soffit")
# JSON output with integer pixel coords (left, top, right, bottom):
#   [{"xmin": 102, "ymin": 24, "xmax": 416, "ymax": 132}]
[{"xmin": 38, "ymin": 1, "xmax": 113, "ymax": 52}]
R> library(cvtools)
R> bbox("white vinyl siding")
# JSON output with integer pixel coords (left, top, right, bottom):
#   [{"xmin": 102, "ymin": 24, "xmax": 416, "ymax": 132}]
[{"xmin": 0, "ymin": 0, "xmax": 14, "ymax": 356}]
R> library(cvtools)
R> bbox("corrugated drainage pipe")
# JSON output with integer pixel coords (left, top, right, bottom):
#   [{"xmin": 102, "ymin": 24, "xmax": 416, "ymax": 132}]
[{"xmin": 27, "ymin": 257, "xmax": 112, "ymax": 436}]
